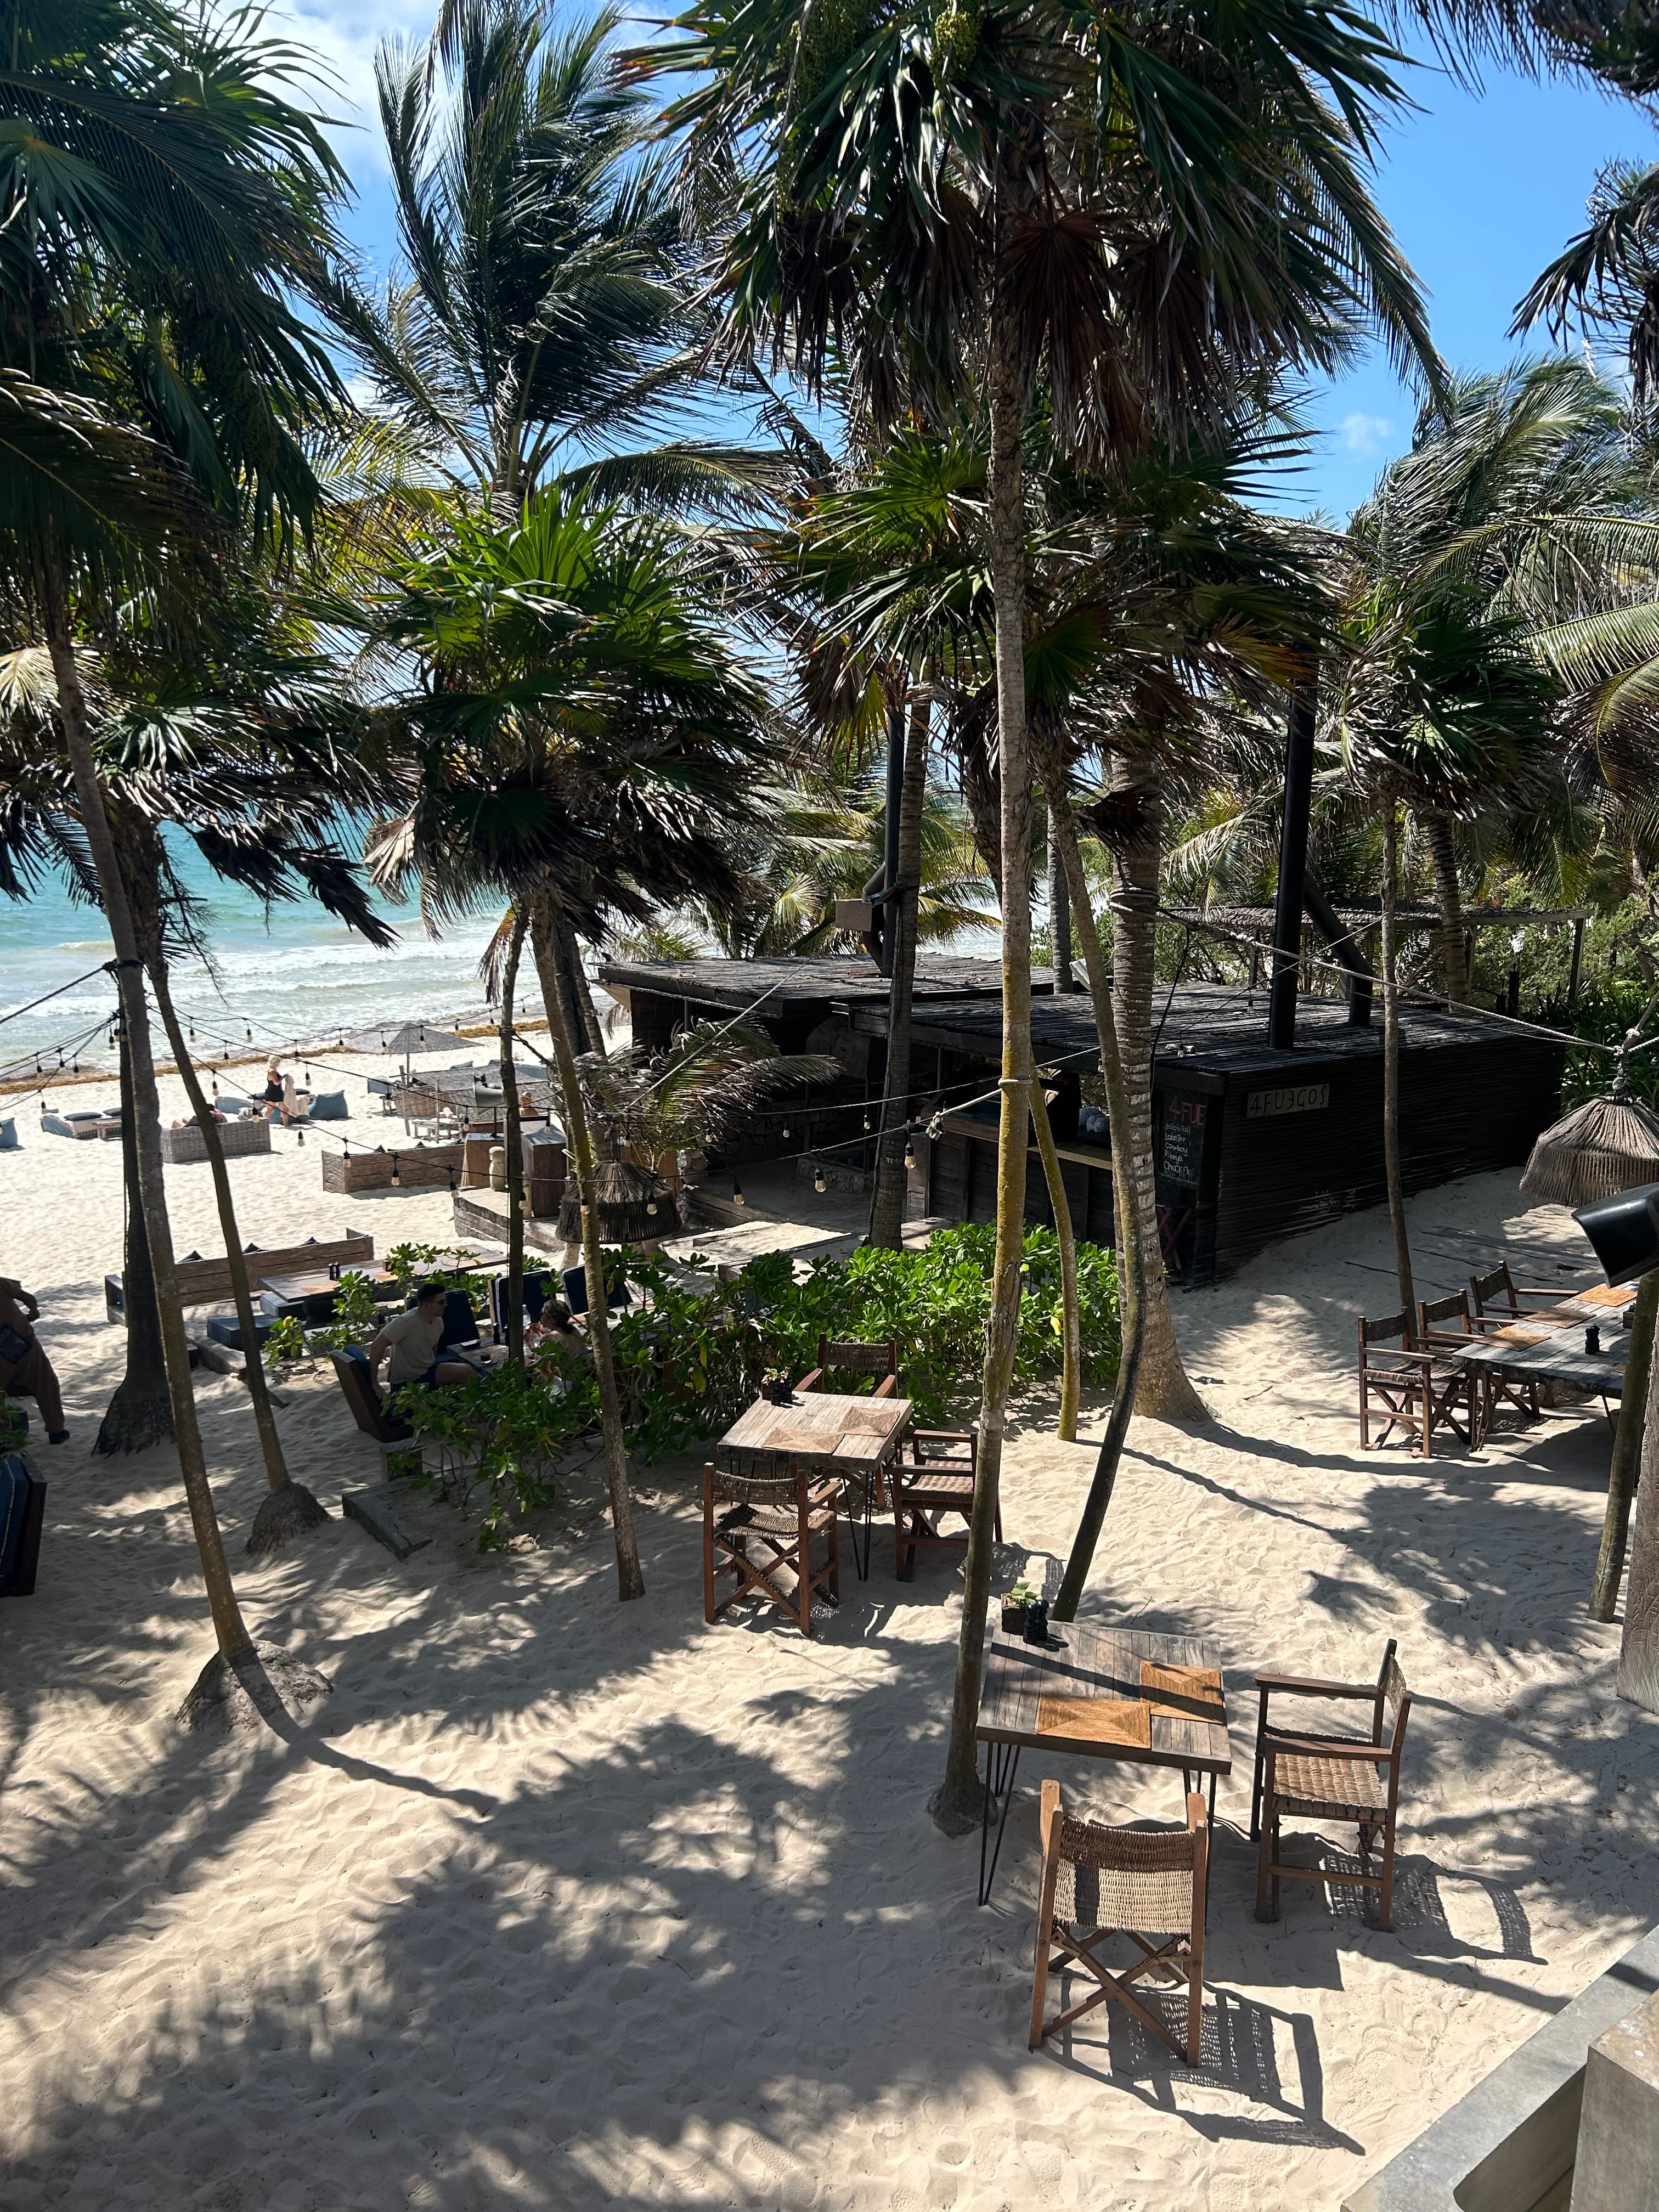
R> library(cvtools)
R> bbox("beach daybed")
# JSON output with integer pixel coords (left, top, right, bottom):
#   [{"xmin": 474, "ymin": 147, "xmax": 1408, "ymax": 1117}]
[
  {"xmin": 41, "ymin": 1109, "xmax": 120, "ymax": 1140},
  {"xmin": 160, "ymin": 1118, "xmax": 272, "ymax": 1166}
]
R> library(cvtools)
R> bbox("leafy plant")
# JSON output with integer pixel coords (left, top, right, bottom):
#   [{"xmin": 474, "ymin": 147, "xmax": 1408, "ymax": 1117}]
[
  {"xmin": 393, "ymin": 1362, "xmax": 571, "ymax": 1550},
  {"xmin": 264, "ymin": 1313, "xmax": 306, "ymax": 1367},
  {"xmin": 306, "ymin": 1269, "xmax": 382, "ymax": 1352}
]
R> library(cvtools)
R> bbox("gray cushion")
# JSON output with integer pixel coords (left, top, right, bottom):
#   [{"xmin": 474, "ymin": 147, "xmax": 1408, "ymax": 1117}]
[
  {"xmin": 0, "ymin": 1117, "xmax": 15, "ymax": 1150},
  {"xmin": 307, "ymin": 1090, "xmax": 348, "ymax": 1120}
]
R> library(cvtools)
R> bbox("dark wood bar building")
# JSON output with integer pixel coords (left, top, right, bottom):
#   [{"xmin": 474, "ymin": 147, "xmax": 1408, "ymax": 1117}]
[{"xmin": 600, "ymin": 958, "xmax": 1565, "ymax": 1285}]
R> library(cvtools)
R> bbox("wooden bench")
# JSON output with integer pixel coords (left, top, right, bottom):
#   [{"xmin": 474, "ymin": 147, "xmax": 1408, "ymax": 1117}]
[{"xmin": 105, "ymin": 1230, "xmax": 375, "ymax": 1321}]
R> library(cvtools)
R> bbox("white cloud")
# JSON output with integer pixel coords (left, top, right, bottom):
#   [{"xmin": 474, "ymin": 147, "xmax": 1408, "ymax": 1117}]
[
  {"xmin": 275, "ymin": 0, "xmax": 433, "ymax": 182},
  {"xmin": 1339, "ymin": 411, "xmax": 1393, "ymax": 458}
]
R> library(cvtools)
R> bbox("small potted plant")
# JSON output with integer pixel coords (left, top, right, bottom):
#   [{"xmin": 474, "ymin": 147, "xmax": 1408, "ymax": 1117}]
[{"xmin": 1002, "ymin": 1580, "xmax": 1037, "ymax": 1634}]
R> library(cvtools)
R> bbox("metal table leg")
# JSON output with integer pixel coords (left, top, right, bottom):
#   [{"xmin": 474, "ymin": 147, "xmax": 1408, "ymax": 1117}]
[{"xmin": 977, "ymin": 1741, "xmax": 1021, "ymax": 1907}]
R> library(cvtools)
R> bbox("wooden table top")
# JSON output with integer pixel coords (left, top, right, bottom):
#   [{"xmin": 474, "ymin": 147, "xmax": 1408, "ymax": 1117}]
[
  {"xmin": 1444, "ymin": 1281, "xmax": 1637, "ymax": 1392},
  {"xmin": 977, "ymin": 1616, "xmax": 1232, "ymax": 1776},
  {"xmin": 261, "ymin": 1268, "xmax": 399, "ymax": 1300},
  {"xmin": 718, "ymin": 1387, "xmax": 912, "ymax": 1471}
]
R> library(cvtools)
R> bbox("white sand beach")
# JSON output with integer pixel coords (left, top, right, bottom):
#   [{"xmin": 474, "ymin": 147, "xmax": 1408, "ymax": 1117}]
[{"xmin": 1, "ymin": 1086, "xmax": 1654, "ymax": 2211}]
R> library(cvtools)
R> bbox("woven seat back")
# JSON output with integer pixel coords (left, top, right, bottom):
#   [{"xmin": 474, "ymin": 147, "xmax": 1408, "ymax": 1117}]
[
  {"xmin": 1381, "ymin": 1652, "xmax": 1410, "ymax": 1736},
  {"xmin": 1470, "ymin": 1262, "xmax": 1517, "ymax": 1317},
  {"xmin": 817, "ymin": 1336, "xmax": 898, "ymax": 1383},
  {"xmin": 1359, "ymin": 1309, "xmax": 1411, "ymax": 1351},
  {"xmin": 709, "ymin": 1448, "xmax": 800, "ymax": 1507},
  {"xmin": 1054, "ymin": 1819, "xmax": 1195, "ymax": 1936}
]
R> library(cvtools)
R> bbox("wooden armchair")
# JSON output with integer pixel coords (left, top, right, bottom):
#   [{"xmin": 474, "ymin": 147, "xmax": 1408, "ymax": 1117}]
[
  {"xmin": 330, "ymin": 1348, "xmax": 418, "ymax": 1468},
  {"xmin": 891, "ymin": 1428, "xmax": 998, "ymax": 1580},
  {"xmin": 703, "ymin": 1451, "xmax": 840, "ymax": 1637},
  {"xmin": 1029, "ymin": 1780, "xmax": 1209, "ymax": 2063},
  {"xmin": 1357, "ymin": 1310, "xmax": 1477, "ymax": 1457},
  {"xmin": 1470, "ymin": 1262, "xmax": 1565, "ymax": 1419},
  {"xmin": 1251, "ymin": 1639, "xmax": 1412, "ymax": 1930},
  {"xmin": 794, "ymin": 1336, "xmax": 898, "ymax": 1398}
]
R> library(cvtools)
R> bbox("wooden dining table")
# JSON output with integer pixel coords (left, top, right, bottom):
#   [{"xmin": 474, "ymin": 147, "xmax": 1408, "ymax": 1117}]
[
  {"xmin": 715, "ymin": 1386, "xmax": 913, "ymax": 1578},
  {"xmin": 974, "ymin": 1613, "xmax": 1232, "ymax": 1906},
  {"xmin": 1442, "ymin": 1279, "xmax": 1639, "ymax": 1417}
]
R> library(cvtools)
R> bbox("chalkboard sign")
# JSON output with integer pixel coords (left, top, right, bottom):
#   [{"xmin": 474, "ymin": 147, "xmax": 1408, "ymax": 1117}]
[{"xmin": 1160, "ymin": 1093, "xmax": 1207, "ymax": 1186}]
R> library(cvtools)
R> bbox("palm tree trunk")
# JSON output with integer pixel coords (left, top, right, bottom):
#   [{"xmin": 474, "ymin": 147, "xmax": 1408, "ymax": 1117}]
[
  {"xmin": 1030, "ymin": 1080, "xmax": 1079, "ymax": 1440},
  {"xmin": 562, "ymin": 919, "xmax": 606, "ymax": 1054},
  {"xmin": 530, "ymin": 899, "xmax": 644, "ymax": 1600},
  {"xmin": 1616, "ymin": 1288, "xmax": 1659, "ymax": 1713},
  {"xmin": 932, "ymin": 259, "xmax": 1032, "ymax": 1835},
  {"xmin": 1381, "ymin": 798, "xmax": 1415, "ymax": 1319},
  {"xmin": 1108, "ymin": 753, "xmax": 1205, "ymax": 1420},
  {"xmin": 42, "ymin": 551, "xmax": 256, "ymax": 1667},
  {"xmin": 1593, "ymin": 1269, "xmax": 1658, "ymax": 1621},
  {"xmin": 95, "ymin": 1015, "xmax": 174, "ymax": 1454},
  {"xmin": 1424, "ymin": 810, "xmax": 1468, "ymax": 1004},
  {"xmin": 1049, "ymin": 847, "xmax": 1074, "ymax": 991},
  {"xmin": 1037, "ymin": 749, "xmax": 1147, "ymax": 1621},
  {"xmin": 868, "ymin": 687, "xmax": 930, "ymax": 1249},
  {"xmin": 147, "ymin": 960, "xmax": 330, "ymax": 1558},
  {"xmin": 498, "ymin": 911, "xmax": 528, "ymax": 1365}
]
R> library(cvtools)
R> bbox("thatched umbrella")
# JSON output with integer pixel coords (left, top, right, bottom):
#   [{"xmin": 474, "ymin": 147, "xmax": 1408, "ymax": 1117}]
[
  {"xmin": 557, "ymin": 1158, "xmax": 681, "ymax": 1246},
  {"xmin": 1520, "ymin": 1085, "xmax": 1659, "ymax": 1208}
]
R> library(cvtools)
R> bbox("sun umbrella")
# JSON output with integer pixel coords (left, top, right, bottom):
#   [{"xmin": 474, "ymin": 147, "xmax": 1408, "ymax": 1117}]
[{"xmin": 345, "ymin": 1020, "xmax": 473, "ymax": 1080}]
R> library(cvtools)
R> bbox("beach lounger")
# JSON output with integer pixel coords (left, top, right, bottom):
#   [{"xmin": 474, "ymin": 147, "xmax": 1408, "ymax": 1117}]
[
  {"xmin": 1028, "ymin": 1782, "xmax": 1209, "ymax": 2063},
  {"xmin": 41, "ymin": 1109, "xmax": 118, "ymax": 1140},
  {"xmin": 1251, "ymin": 1638, "xmax": 1412, "ymax": 1931}
]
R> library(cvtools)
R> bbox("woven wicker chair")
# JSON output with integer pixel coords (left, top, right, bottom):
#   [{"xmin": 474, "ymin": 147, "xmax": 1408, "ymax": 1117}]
[
  {"xmin": 1357, "ymin": 1309, "xmax": 1477, "ymax": 1457},
  {"xmin": 702, "ymin": 1449, "xmax": 840, "ymax": 1637},
  {"xmin": 1029, "ymin": 1780, "xmax": 1209, "ymax": 2062},
  {"xmin": 794, "ymin": 1336, "xmax": 899, "ymax": 1398},
  {"xmin": 1252, "ymin": 1639, "xmax": 1412, "ymax": 1930},
  {"xmin": 891, "ymin": 1428, "xmax": 998, "ymax": 1579}
]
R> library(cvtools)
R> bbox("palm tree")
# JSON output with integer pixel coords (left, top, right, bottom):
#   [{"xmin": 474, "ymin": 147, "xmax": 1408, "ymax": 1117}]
[
  {"xmin": 364, "ymin": 484, "xmax": 765, "ymax": 1600},
  {"xmin": 1, "ymin": 0, "xmax": 349, "ymax": 1717}
]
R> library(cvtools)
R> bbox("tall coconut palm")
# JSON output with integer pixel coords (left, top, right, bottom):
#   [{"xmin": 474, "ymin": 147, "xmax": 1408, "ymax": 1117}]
[
  {"xmin": 0, "ymin": 0, "xmax": 351, "ymax": 1717},
  {"xmin": 363, "ymin": 484, "xmax": 765, "ymax": 1600},
  {"xmin": 645, "ymin": 0, "xmax": 1444, "ymax": 1826}
]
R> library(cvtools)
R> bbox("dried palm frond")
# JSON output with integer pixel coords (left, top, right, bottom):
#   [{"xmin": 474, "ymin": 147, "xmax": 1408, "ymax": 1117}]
[{"xmin": 557, "ymin": 1158, "xmax": 679, "ymax": 1243}]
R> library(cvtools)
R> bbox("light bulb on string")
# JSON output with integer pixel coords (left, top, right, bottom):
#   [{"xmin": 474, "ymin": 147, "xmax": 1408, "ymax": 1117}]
[
  {"xmin": 862, "ymin": 1112, "xmax": 872, "ymax": 1132},
  {"xmin": 390, "ymin": 1154, "xmax": 402, "ymax": 1186},
  {"xmin": 904, "ymin": 1138, "xmax": 916, "ymax": 1171},
  {"xmin": 814, "ymin": 1165, "xmax": 827, "ymax": 1194},
  {"xmin": 645, "ymin": 1199, "xmax": 658, "ymax": 1217},
  {"xmin": 732, "ymin": 1176, "xmax": 745, "ymax": 1208},
  {"xmin": 188, "ymin": 1023, "xmax": 196, "ymax": 1043},
  {"xmin": 245, "ymin": 1025, "xmax": 252, "ymax": 1042}
]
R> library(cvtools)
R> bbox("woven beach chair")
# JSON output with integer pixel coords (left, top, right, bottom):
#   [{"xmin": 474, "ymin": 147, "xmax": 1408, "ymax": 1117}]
[
  {"xmin": 1029, "ymin": 1781, "xmax": 1209, "ymax": 2063},
  {"xmin": 1357, "ymin": 1309, "xmax": 1477, "ymax": 1457},
  {"xmin": 702, "ymin": 1450, "xmax": 839, "ymax": 1638},
  {"xmin": 793, "ymin": 1336, "xmax": 899, "ymax": 1398},
  {"xmin": 1251, "ymin": 1639, "xmax": 1412, "ymax": 1931},
  {"xmin": 890, "ymin": 1427, "xmax": 997, "ymax": 1580}
]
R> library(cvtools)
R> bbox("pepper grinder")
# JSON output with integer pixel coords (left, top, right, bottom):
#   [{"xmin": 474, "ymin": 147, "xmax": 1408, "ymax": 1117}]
[{"xmin": 1585, "ymin": 1323, "xmax": 1601, "ymax": 1355}]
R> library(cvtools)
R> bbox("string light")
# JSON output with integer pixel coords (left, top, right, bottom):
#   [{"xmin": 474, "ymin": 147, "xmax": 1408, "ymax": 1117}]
[
  {"xmin": 904, "ymin": 1137, "xmax": 916, "ymax": 1171},
  {"xmin": 390, "ymin": 1154, "xmax": 402, "ymax": 1186},
  {"xmin": 731, "ymin": 1176, "xmax": 745, "ymax": 1207},
  {"xmin": 645, "ymin": 1198, "xmax": 658, "ymax": 1217},
  {"xmin": 814, "ymin": 1164, "xmax": 827, "ymax": 1194}
]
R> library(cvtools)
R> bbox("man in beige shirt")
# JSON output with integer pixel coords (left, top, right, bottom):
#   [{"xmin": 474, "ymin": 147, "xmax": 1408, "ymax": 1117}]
[{"xmin": 368, "ymin": 1282, "xmax": 479, "ymax": 1395}]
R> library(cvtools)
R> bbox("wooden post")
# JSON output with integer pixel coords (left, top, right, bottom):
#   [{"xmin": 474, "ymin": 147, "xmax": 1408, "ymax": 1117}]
[{"xmin": 1570, "ymin": 916, "xmax": 1587, "ymax": 1009}]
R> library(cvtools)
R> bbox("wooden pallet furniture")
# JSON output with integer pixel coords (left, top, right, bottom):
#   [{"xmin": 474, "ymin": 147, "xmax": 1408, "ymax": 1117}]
[
  {"xmin": 159, "ymin": 1118, "xmax": 272, "ymax": 1166},
  {"xmin": 891, "ymin": 1427, "xmax": 996, "ymax": 1579},
  {"xmin": 1251, "ymin": 1638, "xmax": 1411, "ymax": 1931},
  {"xmin": 702, "ymin": 1453, "xmax": 840, "ymax": 1637},
  {"xmin": 1357, "ymin": 1308, "xmax": 1478, "ymax": 1457},
  {"xmin": 105, "ymin": 1230, "xmax": 375, "ymax": 1320},
  {"xmin": 321, "ymin": 1141, "xmax": 463, "ymax": 1193},
  {"xmin": 1029, "ymin": 1779, "xmax": 1209, "ymax": 2062},
  {"xmin": 975, "ymin": 1616, "xmax": 1230, "ymax": 1906}
]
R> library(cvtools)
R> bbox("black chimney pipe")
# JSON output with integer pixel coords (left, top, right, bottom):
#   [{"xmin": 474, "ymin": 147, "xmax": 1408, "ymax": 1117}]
[
  {"xmin": 878, "ymin": 692, "xmax": 906, "ymax": 978},
  {"xmin": 1268, "ymin": 670, "xmax": 1317, "ymax": 1049}
]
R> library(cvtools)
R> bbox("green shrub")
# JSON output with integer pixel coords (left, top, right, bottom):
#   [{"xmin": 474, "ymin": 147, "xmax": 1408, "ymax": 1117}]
[
  {"xmin": 390, "ymin": 1226, "xmax": 1120, "ymax": 1548},
  {"xmin": 264, "ymin": 1313, "xmax": 306, "ymax": 1365}
]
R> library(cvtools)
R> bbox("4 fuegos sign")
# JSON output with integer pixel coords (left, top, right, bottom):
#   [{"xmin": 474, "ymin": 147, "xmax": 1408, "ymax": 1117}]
[{"xmin": 1246, "ymin": 1083, "xmax": 1332, "ymax": 1119}]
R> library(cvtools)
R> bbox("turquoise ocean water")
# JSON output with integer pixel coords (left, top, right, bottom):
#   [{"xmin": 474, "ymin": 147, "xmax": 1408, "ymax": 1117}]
[{"xmin": 2, "ymin": 841, "xmax": 505, "ymax": 1080}]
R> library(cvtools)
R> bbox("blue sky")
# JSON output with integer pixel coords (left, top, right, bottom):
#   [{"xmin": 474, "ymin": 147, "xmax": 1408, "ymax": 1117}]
[{"xmin": 295, "ymin": 1, "xmax": 1653, "ymax": 523}]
